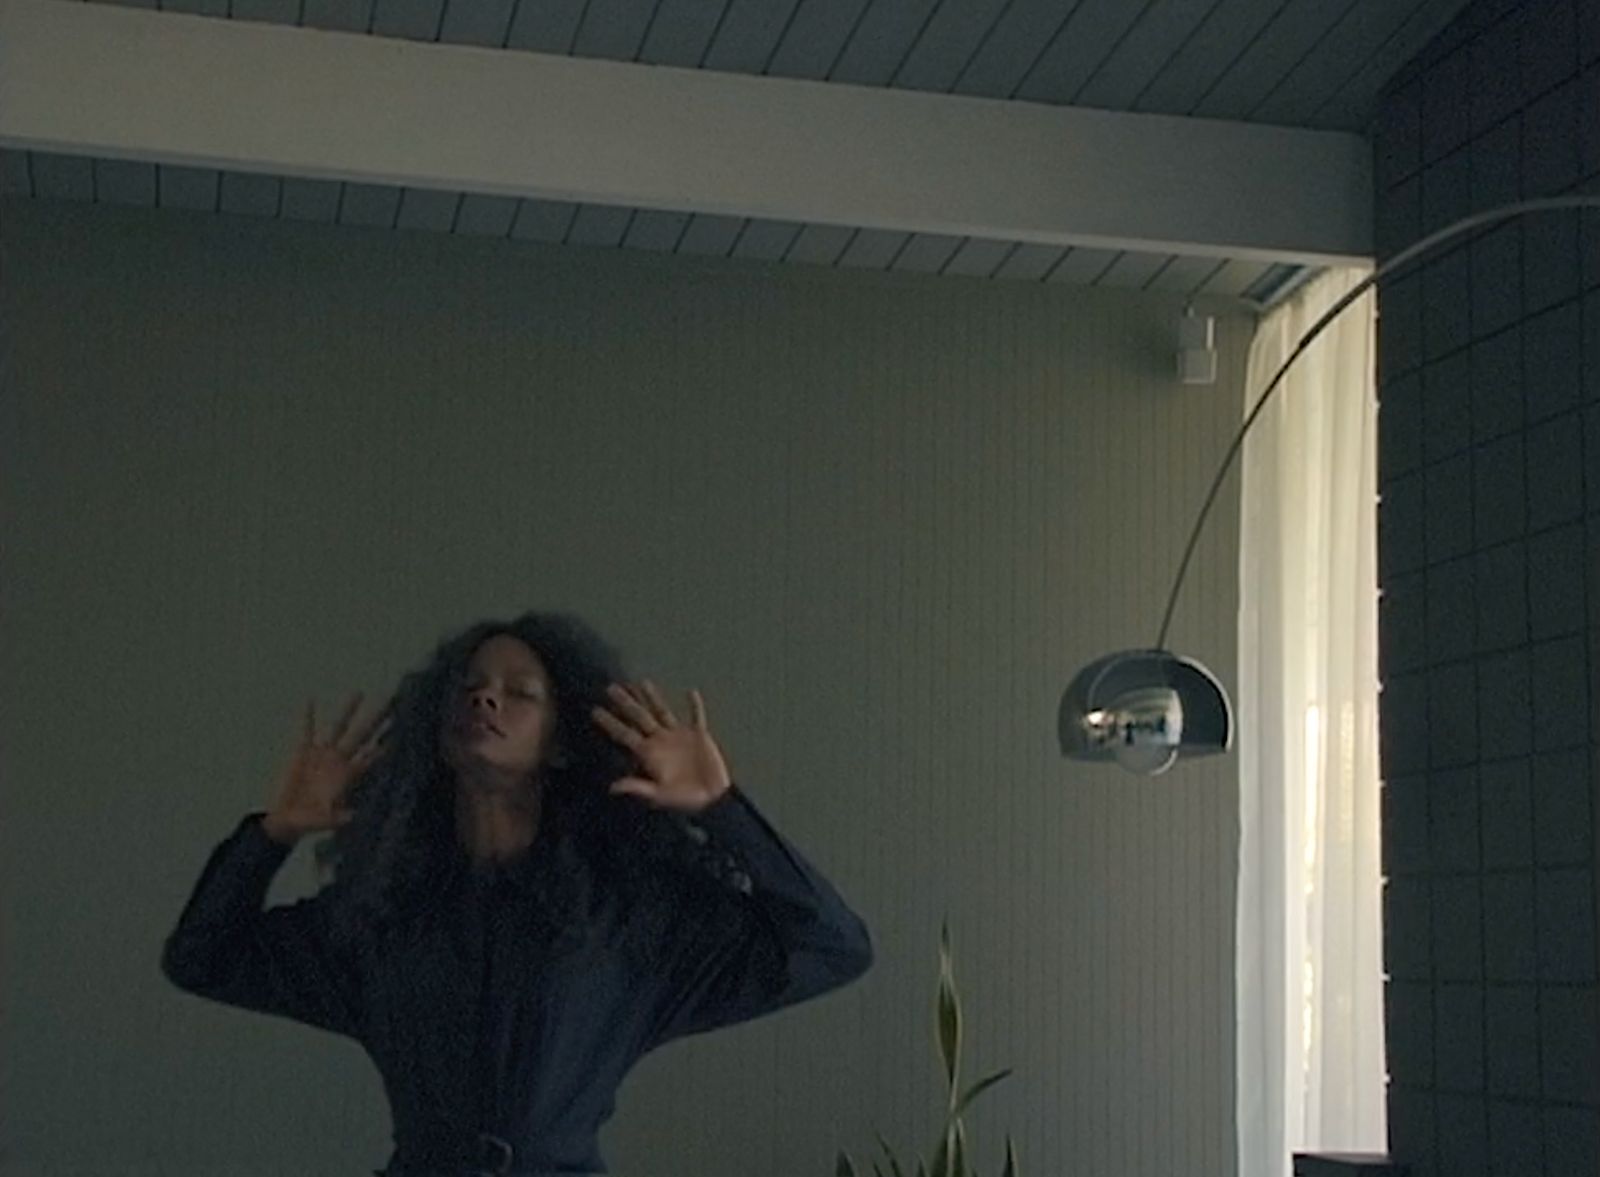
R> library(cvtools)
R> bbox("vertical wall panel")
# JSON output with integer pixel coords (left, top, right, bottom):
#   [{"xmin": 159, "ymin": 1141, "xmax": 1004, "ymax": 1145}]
[{"xmin": 0, "ymin": 197, "xmax": 1248, "ymax": 1177}]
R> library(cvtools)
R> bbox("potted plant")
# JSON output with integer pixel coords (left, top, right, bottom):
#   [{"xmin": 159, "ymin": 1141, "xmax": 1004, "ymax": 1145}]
[{"xmin": 835, "ymin": 919, "xmax": 1019, "ymax": 1177}]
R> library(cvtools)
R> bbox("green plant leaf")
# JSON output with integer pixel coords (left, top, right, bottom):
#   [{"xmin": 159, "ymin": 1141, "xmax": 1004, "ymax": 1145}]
[
  {"xmin": 948, "ymin": 1068, "xmax": 1015, "ymax": 1123},
  {"xmin": 937, "ymin": 918, "xmax": 961, "ymax": 1100},
  {"xmin": 833, "ymin": 921, "xmax": 1022, "ymax": 1177}
]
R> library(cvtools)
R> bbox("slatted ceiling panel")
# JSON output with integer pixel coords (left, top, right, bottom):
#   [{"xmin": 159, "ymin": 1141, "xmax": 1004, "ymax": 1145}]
[
  {"xmin": 570, "ymin": 0, "xmax": 657, "ymax": 60},
  {"xmin": 731, "ymin": 219, "xmax": 804, "ymax": 262},
  {"xmin": 699, "ymin": 0, "xmax": 802, "ymax": 74},
  {"xmin": 372, "ymin": 0, "xmax": 445, "ymax": 41},
  {"xmin": 281, "ymin": 177, "xmax": 341, "ymax": 222},
  {"xmin": 94, "ymin": 160, "xmax": 157, "ymax": 207},
  {"xmin": 83, "ymin": 0, "xmax": 1472, "ymax": 132},
  {"xmin": 1145, "ymin": 253, "xmax": 1229, "ymax": 294},
  {"xmin": 565, "ymin": 203, "xmax": 633, "ymax": 247},
  {"xmin": 157, "ymin": 165, "xmax": 220, "ymax": 211},
  {"xmin": 7, "ymin": 152, "xmax": 1301, "ymax": 298},
  {"xmin": 949, "ymin": 1, "xmax": 1071, "ymax": 98},
  {"xmin": 828, "ymin": 0, "xmax": 943, "ymax": 86},
  {"xmin": 676, "ymin": 213, "xmax": 746, "ymax": 256},
  {"xmin": 36, "ymin": 0, "xmax": 1466, "ymax": 293},
  {"xmin": 162, "ymin": 0, "xmax": 228, "ymax": 16},
  {"xmin": 214, "ymin": 170, "xmax": 275, "ymax": 215},
  {"xmin": 504, "ymin": 0, "xmax": 587, "ymax": 53},
  {"xmin": 1191, "ymin": 0, "xmax": 1353, "ymax": 120},
  {"xmin": 889, "ymin": 0, "xmax": 1008, "ymax": 91},
  {"xmin": 1194, "ymin": 255, "xmax": 1273, "ymax": 295},
  {"xmin": 1139, "ymin": 254, "xmax": 1185, "ymax": 291},
  {"xmin": 0, "ymin": 150, "xmax": 28, "ymax": 197},
  {"xmin": 635, "ymin": 1, "xmax": 724, "ymax": 67},
  {"xmin": 437, "ymin": 0, "xmax": 516, "ymax": 47},
  {"xmin": 229, "ymin": 0, "xmax": 300, "ymax": 24},
  {"xmin": 1133, "ymin": 0, "xmax": 1284, "ymax": 113},
  {"xmin": 338, "ymin": 181, "xmax": 400, "ymax": 227},
  {"xmin": 762, "ymin": 0, "xmax": 869, "ymax": 78},
  {"xmin": 621, "ymin": 208, "xmax": 692, "ymax": 251},
  {"xmin": 994, "ymin": 241, "xmax": 1068, "ymax": 281},
  {"xmin": 1248, "ymin": 0, "xmax": 1411, "ymax": 125},
  {"xmin": 454, "ymin": 194, "xmax": 519, "ymax": 236},
  {"xmin": 301, "ymin": 0, "xmax": 373, "ymax": 33},
  {"xmin": 1306, "ymin": 0, "xmax": 1466, "ymax": 129},
  {"xmin": 1096, "ymin": 250, "xmax": 1176, "ymax": 289},
  {"xmin": 941, "ymin": 237, "xmax": 1018, "ymax": 278},
  {"xmin": 1074, "ymin": 0, "xmax": 1224, "ymax": 110},
  {"xmin": 1012, "ymin": 0, "xmax": 1152, "ymax": 105},
  {"xmin": 509, "ymin": 198, "xmax": 578, "ymax": 243},
  {"xmin": 777, "ymin": 222, "xmax": 850, "ymax": 265},
  {"xmin": 1047, "ymin": 246, "xmax": 1122, "ymax": 285},
  {"xmin": 1, "ymin": 152, "xmax": 33, "ymax": 200},
  {"xmin": 836, "ymin": 227, "xmax": 912, "ymax": 269},
  {"xmin": 395, "ymin": 187, "xmax": 460, "ymax": 233},
  {"xmin": 890, "ymin": 232, "xmax": 964, "ymax": 274},
  {"xmin": 29, "ymin": 154, "xmax": 91, "ymax": 202}
]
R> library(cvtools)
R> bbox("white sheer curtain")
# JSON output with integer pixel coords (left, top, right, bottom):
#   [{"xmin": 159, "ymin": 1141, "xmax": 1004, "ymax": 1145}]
[{"xmin": 1236, "ymin": 266, "xmax": 1385, "ymax": 1177}]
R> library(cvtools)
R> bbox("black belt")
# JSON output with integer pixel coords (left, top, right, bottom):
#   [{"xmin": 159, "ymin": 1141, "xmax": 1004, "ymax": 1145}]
[{"xmin": 377, "ymin": 1131, "xmax": 596, "ymax": 1177}]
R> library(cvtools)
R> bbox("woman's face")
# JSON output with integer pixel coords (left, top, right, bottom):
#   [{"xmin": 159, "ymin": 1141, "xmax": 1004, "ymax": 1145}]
[{"xmin": 438, "ymin": 634, "xmax": 558, "ymax": 785}]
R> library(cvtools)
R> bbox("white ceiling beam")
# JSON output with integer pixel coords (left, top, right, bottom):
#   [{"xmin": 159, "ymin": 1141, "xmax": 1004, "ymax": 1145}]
[{"xmin": 0, "ymin": 0, "xmax": 1372, "ymax": 264}]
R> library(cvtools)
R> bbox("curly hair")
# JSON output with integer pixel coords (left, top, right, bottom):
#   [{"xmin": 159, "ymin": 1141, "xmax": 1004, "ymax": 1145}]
[{"xmin": 313, "ymin": 611, "xmax": 697, "ymax": 944}]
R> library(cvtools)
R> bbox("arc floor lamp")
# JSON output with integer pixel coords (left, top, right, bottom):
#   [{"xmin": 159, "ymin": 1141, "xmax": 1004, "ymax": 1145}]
[{"xmin": 1059, "ymin": 194, "xmax": 1600, "ymax": 775}]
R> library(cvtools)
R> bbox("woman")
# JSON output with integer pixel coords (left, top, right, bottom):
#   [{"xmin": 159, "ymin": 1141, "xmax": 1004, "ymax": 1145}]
[{"xmin": 161, "ymin": 612, "xmax": 874, "ymax": 1176}]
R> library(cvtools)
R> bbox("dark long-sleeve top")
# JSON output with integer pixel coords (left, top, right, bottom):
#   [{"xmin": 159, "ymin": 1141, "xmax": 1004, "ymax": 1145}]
[{"xmin": 161, "ymin": 783, "xmax": 873, "ymax": 1176}]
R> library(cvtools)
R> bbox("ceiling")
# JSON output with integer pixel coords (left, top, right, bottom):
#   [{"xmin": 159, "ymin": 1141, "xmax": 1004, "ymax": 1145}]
[{"xmin": 0, "ymin": 0, "xmax": 1473, "ymax": 300}]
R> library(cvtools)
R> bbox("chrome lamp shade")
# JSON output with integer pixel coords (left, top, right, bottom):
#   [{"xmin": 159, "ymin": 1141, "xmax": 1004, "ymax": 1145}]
[{"xmin": 1058, "ymin": 649, "xmax": 1233, "ymax": 775}]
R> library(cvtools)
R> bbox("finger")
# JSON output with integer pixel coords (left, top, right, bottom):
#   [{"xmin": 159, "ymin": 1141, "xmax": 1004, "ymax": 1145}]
[
  {"xmin": 339, "ymin": 712, "xmax": 379, "ymax": 759},
  {"xmin": 608, "ymin": 776, "xmax": 658, "ymax": 804},
  {"xmin": 591, "ymin": 705, "xmax": 644, "ymax": 750},
  {"xmin": 353, "ymin": 700, "xmax": 395, "ymax": 751},
  {"xmin": 688, "ymin": 689, "xmax": 707, "ymax": 731},
  {"xmin": 639, "ymin": 680, "xmax": 680, "ymax": 728},
  {"xmin": 354, "ymin": 738, "xmax": 388, "ymax": 770},
  {"xmin": 606, "ymin": 683, "xmax": 660, "ymax": 734},
  {"xmin": 330, "ymin": 692, "xmax": 364, "ymax": 745},
  {"xmin": 617, "ymin": 682, "xmax": 664, "ymax": 732}
]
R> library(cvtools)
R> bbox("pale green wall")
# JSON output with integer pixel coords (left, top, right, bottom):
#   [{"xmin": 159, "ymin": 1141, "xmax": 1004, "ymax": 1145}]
[{"xmin": 1, "ymin": 198, "xmax": 1249, "ymax": 1177}]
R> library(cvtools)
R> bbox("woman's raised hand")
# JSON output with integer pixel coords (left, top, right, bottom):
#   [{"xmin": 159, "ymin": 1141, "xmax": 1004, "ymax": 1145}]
[
  {"xmin": 262, "ymin": 692, "xmax": 395, "ymax": 844},
  {"xmin": 592, "ymin": 681, "xmax": 731, "ymax": 815}
]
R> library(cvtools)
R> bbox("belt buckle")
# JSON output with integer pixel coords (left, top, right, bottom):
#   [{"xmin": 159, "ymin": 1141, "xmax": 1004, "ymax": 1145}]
[{"xmin": 475, "ymin": 1131, "xmax": 514, "ymax": 1176}]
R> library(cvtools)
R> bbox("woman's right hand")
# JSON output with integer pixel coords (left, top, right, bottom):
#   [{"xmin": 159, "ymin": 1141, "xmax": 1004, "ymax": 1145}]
[{"xmin": 262, "ymin": 692, "xmax": 395, "ymax": 845}]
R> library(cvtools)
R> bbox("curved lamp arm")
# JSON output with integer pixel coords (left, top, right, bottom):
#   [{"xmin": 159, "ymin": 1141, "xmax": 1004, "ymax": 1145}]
[
  {"xmin": 1155, "ymin": 194, "xmax": 1600, "ymax": 652},
  {"xmin": 1065, "ymin": 194, "xmax": 1600, "ymax": 772}
]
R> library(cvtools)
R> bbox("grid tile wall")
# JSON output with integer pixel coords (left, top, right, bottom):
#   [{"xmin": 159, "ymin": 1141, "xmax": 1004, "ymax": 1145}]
[{"xmin": 1374, "ymin": 1, "xmax": 1600, "ymax": 1174}]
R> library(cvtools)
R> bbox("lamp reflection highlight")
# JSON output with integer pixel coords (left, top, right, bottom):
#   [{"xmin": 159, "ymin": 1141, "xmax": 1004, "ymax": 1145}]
[{"xmin": 1058, "ymin": 650, "xmax": 1232, "ymax": 775}]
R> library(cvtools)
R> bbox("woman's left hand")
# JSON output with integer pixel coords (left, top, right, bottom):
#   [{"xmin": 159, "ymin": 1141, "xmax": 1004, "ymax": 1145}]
[{"xmin": 592, "ymin": 682, "xmax": 732, "ymax": 814}]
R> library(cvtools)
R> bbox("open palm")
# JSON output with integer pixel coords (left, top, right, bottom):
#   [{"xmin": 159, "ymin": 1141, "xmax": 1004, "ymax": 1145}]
[{"xmin": 591, "ymin": 681, "xmax": 731, "ymax": 814}]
